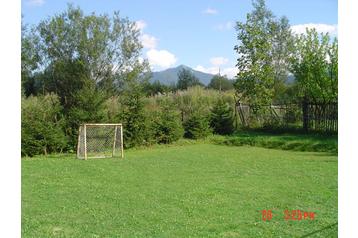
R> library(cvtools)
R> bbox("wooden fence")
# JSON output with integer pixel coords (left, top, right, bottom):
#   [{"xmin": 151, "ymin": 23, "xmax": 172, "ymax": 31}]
[
  {"xmin": 236, "ymin": 101, "xmax": 338, "ymax": 132},
  {"xmin": 303, "ymin": 102, "xmax": 338, "ymax": 132}
]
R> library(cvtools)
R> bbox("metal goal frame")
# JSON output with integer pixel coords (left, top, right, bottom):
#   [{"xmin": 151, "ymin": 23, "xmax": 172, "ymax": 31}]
[{"xmin": 77, "ymin": 123, "xmax": 124, "ymax": 160}]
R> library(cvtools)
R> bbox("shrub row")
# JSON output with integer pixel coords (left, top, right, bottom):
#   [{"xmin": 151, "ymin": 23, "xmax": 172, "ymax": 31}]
[
  {"xmin": 22, "ymin": 88, "xmax": 236, "ymax": 156},
  {"xmin": 21, "ymin": 94, "xmax": 68, "ymax": 156}
]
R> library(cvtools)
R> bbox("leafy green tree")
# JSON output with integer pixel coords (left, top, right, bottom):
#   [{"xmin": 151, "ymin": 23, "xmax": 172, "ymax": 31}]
[
  {"xmin": 234, "ymin": 0, "xmax": 294, "ymax": 109},
  {"xmin": 177, "ymin": 68, "xmax": 202, "ymax": 90},
  {"xmin": 34, "ymin": 59, "xmax": 107, "ymax": 147},
  {"xmin": 21, "ymin": 18, "xmax": 41, "ymax": 96},
  {"xmin": 183, "ymin": 112, "xmax": 212, "ymax": 139},
  {"xmin": 234, "ymin": 0, "xmax": 276, "ymax": 111},
  {"xmin": 21, "ymin": 94, "xmax": 68, "ymax": 156},
  {"xmin": 152, "ymin": 102, "xmax": 184, "ymax": 144},
  {"xmin": 210, "ymin": 99, "xmax": 235, "ymax": 135},
  {"xmin": 43, "ymin": 59, "xmax": 91, "ymax": 112},
  {"xmin": 328, "ymin": 38, "xmax": 338, "ymax": 100},
  {"xmin": 35, "ymin": 4, "xmax": 147, "ymax": 93},
  {"xmin": 290, "ymin": 29, "xmax": 338, "ymax": 102},
  {"xmin": 23, "ymin": 5, "xmax": 149, "ymax": 148},
  {"xmin": 271, "ymin": 16, "xmax": 295, "ymax": 103},
  {"xmin": 208, "ymin": 75, "xmax": 234, "ymax": 91},
  {"xmin": 27, "ymin": 3, "xmax": 149, "ymax": 99}
]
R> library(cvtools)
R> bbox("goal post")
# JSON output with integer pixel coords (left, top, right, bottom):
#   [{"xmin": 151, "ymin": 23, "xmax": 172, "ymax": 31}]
[{"xmin": 77, "ymin": 123, "xmax": 124, "ymax": 160}]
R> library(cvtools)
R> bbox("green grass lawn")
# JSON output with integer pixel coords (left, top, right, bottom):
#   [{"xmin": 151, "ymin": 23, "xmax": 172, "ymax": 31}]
[{"xmin": 22, "ymin": 144, "xmax": 337, "ymax": 237}]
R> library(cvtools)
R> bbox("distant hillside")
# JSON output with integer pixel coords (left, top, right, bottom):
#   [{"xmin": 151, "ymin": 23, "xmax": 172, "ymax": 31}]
[
  {"xmin": 151, "ymin": 65, "xmax": 215, "ymax": 86},
  {"xmin": 150, "ymin": 65, "xmax": 296, "ymax": 86}
]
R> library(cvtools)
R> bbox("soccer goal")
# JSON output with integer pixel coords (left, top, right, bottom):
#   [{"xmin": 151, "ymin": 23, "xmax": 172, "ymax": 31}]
[{"xmin": 77, "ymin": 123, "xmax": 124, "ymax": 160}]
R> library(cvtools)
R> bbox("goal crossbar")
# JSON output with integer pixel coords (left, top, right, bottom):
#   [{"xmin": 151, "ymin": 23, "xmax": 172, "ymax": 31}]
[{"xmin": 77, "ymin": 123, "xmax": 124, "ymax": 160}]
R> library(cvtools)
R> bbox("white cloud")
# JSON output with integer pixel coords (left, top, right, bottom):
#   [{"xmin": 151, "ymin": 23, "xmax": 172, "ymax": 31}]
[
  {"xmin": 291, "ymin": 23, "xmax": 338, "ymax": 36},
  {"xmin": 194, "ymin": 65, "xmax": 217, "ymax": 74},
  {"xmin": 203, "ymin": 8, "xmax": 218, "ymax": 15},
  {"xmin": 195, "ymin": 56, "xmax": 237, "ymax": 78},
  {"xmin": 134, "ymin": 20, "xmax": 176, "ymax": 69},
  {"xmin": 221, "ymin": 67, "xmax": 238, "ymax": 79},
  {"xmin": 194, "ymin": 65, "xmax": 238, "ymax": 79},
  {"xmin": 140, "ymin": 34, "xmax": 158, "ymax": 49},
  {"xmin": 134, "ymin": 20, "xmax": 158, "ymax": 49},
  {"xmin": 135, "ymin": 20, "xmax": 147, "ymax": 32},
  {"xmin": 210, "ymin": 57, "xmax": 229, "ymax": 66},
  {"xmin": 146, "ymin": 49, "xmax": 177, "ymax": 69},
  {"xmin": 26, "ymin": 0, "xmax": 45, "ymax": 6},
  {"xmin": 214, "ymin": 21, "xmax": 234, "ymax": 31}
]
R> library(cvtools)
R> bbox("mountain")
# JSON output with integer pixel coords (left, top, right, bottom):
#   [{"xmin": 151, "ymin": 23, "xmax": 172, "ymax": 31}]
[
  {"xmin": 150, "ymin": 65, "xmax": 296, "ymax": 86},
  {"xmin": 150, "ymin": 65, "xmax": 215, "ymax": 86}
]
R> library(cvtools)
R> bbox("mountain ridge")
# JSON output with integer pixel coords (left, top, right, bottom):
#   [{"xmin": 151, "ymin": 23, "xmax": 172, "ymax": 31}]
[
  {"xmin": 150, "ymin": 65, "xmax": 215, "ymax": 86},
  {"xmin": 150, "ymin": 65, "xmax": 295, "ymax": 86}
]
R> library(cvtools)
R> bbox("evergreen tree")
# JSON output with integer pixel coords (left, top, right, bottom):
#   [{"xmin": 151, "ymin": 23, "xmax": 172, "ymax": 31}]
[
  {"xmin": 119, "ymin": 63, "xmax": 152, "ymax": 148},
  {"xmin": 120, "ymin": 91, "xmax": 148, "ymax": 148},
  {"xmin": 210, "ymin": 99, "xmax": 235, "ymax": 135},
  {"xmin": 153, "ymin": 102, "xmax": 184, "ymax": 144},
  {"xmin": 21, "ymin": 94, "xmax": 68, "ymax": 156},
  {"xmin": 183, "ymin": 112, "xmax": 212, "ymax": 139}
]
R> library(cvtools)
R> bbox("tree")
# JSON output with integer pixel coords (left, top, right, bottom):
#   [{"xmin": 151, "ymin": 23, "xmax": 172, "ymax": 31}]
[
  {"xmin": 177, "ymin": 68, "xmax": 202, "ymax": 90},
  {"xmin": 35, "ymin": 4, "xmax": 146, "ymax": 93},
  {"xmin": 183, "ymin": 112, "xmax": 212, "ymax": 139},
  {"xmin": 66, "ymin": 83, "xmax": 108, "ymax": 145},
  {"xmin": 144, "ymin": 80, "xmax": 171, "ymax": 96},
  {"xmin": 119, "ymin": 83, "xmax": 149, "ymax": 148},
  {"xmin": 208, "ymin": 75, "xmax": 234, "ymax": 91},
  {"xmin": 152, "ymin": 102, "xmax": 184, "ymax": 144},
  {"xmin": 21, "ymin": 17, "xmax": 41, "ymax": 96},
  {"xmin": 210, "ymin": 99, "xmax": 235, "ymax": 135},
  {"xmin": 118, "ymin": 62, "xmax": 152, "ymax": 148},
  {"xmin": 21, "ymin": 94, "xmax": 68, "ymax": 156},
  {"xmin": 23, "ymin": 5, "xmax": 149, "ymax": 147},
  {"xmin": 271, "ymin": 16, "xmax": 295, "ymax": 103},
  {"xmin": 327, "ymin": 38, "xmax": 338, "ymax": 101},
  {"xmin": 290, "ymin": 29, "xmax": 338, "ymax": 102},
  {"xmin": 234, "ymin": 0, "xmax": 294, "ymax": 110}
]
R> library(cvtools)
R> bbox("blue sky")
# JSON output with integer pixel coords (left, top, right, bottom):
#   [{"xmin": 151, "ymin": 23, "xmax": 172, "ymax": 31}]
[{"xmin": 22, "ymin": 0, "xmax": 338, "ymax": 77}]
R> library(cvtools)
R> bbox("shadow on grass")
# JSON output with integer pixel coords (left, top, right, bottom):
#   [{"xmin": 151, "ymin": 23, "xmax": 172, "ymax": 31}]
[
  {"xmin": 210, "ymin": 129, "xmax": 338, "ymax": 154},
  {"xmin": 299, "ymin": 222, "xmax": 338, "ymax": 238}
]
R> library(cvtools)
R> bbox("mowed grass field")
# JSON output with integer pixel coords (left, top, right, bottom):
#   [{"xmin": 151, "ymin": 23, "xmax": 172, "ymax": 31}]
[{"xmin": 22, "ymin": 144, "xmax": 337, "ymax": 237}]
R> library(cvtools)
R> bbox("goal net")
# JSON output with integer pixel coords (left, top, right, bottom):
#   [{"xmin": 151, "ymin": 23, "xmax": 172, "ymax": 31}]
[{"xmin": 77, "ymin": 123, "xmax": 124, "ymax": 159}]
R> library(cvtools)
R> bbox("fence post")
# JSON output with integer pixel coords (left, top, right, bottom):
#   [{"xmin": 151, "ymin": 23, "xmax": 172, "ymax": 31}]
[
  {"xmin": 302, "ymin": 98, "xmax": 309, "ymax": 132},
  {"xmin": 84, "ymin": 124, "xmax": 87, "ymax": 160}
]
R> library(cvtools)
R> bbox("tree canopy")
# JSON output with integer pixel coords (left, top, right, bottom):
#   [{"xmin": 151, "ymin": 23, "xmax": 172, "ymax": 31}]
[
  {"xmin": 208, "ymin": 75, "xmax": 234, "ymax": 91},
  {"xmin": 290, "ymin": 29, "xmax": 338, "ymax": 102},
  {"xmin": 177, "ymin": 68, "xmax": 203, "ymax": 90},
  {"xmin": 234, "ymin": 0, "xmax": 294, "ymax": 109}
]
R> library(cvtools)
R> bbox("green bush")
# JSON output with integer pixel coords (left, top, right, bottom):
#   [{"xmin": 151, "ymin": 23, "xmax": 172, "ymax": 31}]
[
  {"xmin": 210, "ymin": 99, "xmax": 235, "ymax": 135},
  {"xmin": 65, "ymin": 85, "xmax": 107, "ymax": 147},
  {"xmin": 21, "ymin": 94, "xmax": 68, "ymax": 156},
  {"xmin": 119, "ymin": 83, "xmax": 152, "ymax": 148},
  {"xmin": 152, "ymin": 103, "xmax": 184, "ymax": 144},
  {"xmin": 183, "ymin": 112, "xmax": 212, "ymax": 139}
]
